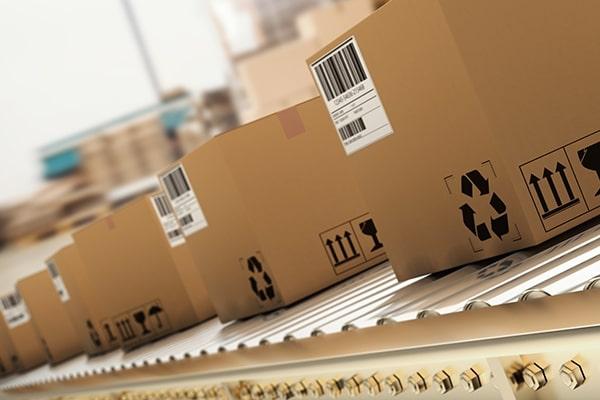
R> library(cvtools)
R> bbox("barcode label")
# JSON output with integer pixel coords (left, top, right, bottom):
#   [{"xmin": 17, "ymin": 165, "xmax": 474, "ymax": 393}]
[
  {"xmin": 163, "ymin": 167, "xmax": 191, "ymax": 200},
  {"xmin": 0, "ymin": 291, "xmax": 30, "ymax": 328},
  {"xmin": 311, "ymin": 37, "xmax": 393, "ymax": 155},
  {"xmin": 159, "ymin": 165, "xmax": 208, "ymax": 236},
  {"xmin": 339, "ymin": 118, "xmax": 366, "ymax": 141},
  {"xmin": 46, "ymin": 260, "xmax": 70, "ymax": 302},
  {"xmin": 151, "ymin": 192, "xmax": 186, "ymax": 247}
]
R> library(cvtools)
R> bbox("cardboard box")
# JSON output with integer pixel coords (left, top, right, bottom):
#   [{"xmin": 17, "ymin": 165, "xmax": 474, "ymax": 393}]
[
  {"xmin": 0, "ymin": 291, "xmax": 47, "ymax": 371},
  {"xmin": 0, "ymin": 321, "xmax": 18, "ymax": 376},
  {"xmin": 47, "ymin": 244, "xmax": 119, "ymax": 356},
  {"xmin": 148, "ymin": 191, "xmax": 215, "ymax": 321},
  {"xmin": 16, "ymin": 271, "xmax": 83, "ymax": 364},
  {"xmin": 236, "ymin": 38, "xmax": 320, "ymax": 123},
  {"xmin": 72, "ymin": 195, "xmax": 209, "ymax": 350},
  {"xmin": 159, "ymin": 97, "xmax": 386, "ymax": 322},
  {"xmin": 307, "ymin": 0, "xmax": 600, "ymax": 279},
  {"xmin": 296, "ymin": 0, "xmax": 374, "ymax": 46}
]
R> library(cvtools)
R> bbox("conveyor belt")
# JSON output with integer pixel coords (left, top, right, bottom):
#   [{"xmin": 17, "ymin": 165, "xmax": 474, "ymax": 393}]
[{"xmin": 1, "ymin": 223, "xmax": 599, "ymax": 397}]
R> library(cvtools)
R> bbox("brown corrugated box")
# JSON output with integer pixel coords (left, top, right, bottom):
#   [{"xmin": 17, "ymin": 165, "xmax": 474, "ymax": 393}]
[
  {"xmin": 72, "ymin": 195, "xmax": 210, "ymax": 350},
  {"xmin": 16, "ymin": 271, "xmax": 83, "ymax": 364},
  {"xmin": 159, "ymin": 97, "xmax": 386, "ymax": 322},
  {"xmin": 0, "ymin": 321, "xmax": 18, "ymax": 376},
  {"xmin": 148, "ymin": 191, "xmax": 215, "ymax": 321},
  {"xmin": 47, "ymin": 244, "xmax": 119, "ymax": 356},
  {"xmin": 0, "ymin": 291, "xmax": 47, "ymax": 371},
  {"xmin": 307, "ymin": 0, "xmax": 600, "ymax": 279}
]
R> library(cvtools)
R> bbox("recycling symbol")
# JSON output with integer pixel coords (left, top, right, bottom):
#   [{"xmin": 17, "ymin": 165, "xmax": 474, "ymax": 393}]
[
  {"xmin": 477, "ymin": 257, "xmax": 521, "ymax": 280},
  {"xmin": 247, "ymin": 256, "xmax": 276, "ymax": 302},
  {"xmin": 459, "ymin": 169, "xmax": 509, "ymax": 241}
]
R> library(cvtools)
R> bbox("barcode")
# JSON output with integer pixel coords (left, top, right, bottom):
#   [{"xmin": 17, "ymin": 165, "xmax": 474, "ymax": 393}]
[
  {"xmin": 47, "ymin": 261, "xmax": 59, "ymax": 279},
  {"xmin": 180, "ymin": 214, "xmax": 194, "ymax": 226},
  {"xmin": 339, "ymin": 118, "xmax": 366, "ymax": 141},
  {"xmin": 167, "ymin": 229, "xmax": 182, "ymax": 239},
  {"xmin": 163, "ymin": 167, "xmax": 191, "ymax": 200},
  {"xmin": 153, "ymin": 194, "xmax": 171, "ymax": 217},
  {"xmin": 1, "ymin": 293, "xmax": 20, "ymax": 310},
  {"xmin": 314, "ymin": 41, "xmax": 367, "ymax": 101}
]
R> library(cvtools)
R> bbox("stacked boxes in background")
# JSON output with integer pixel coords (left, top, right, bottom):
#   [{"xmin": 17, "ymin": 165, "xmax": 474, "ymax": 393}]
[
  {"xmin": 46, "ymin": 245, "xmax": 119, "ymax": 356},
  {"xmin": 72, "ymin": 195, "xmax": 214, "ymax": 349},
  {"xmin": 307, "ymin": 0, "xmax": 600, "ymax": 279},
  {"xmin": 17, "ymin": 271, "xmax": 83, "ymax": 364},
  {"xmin": 235, "ymin": 0, "xmax": 375, "ymax": 123},
  {"xmin": 0, "ymin": 291, "xmax": 46, "ymax": 371},
  {"xmin": 160, "ymin": 97, "xmax": 386, "ymax": 322}
]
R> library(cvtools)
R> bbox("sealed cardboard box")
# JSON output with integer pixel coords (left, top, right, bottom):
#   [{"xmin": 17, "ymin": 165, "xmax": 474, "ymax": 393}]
[
  {"xmin": 16, "ymin": 271, "xmax": 83, "ymax": 364},
  {"xmin": 148, "ymin": 191, "xmax": 215, "ymax": 321},
  {"xmin": 47, "ymin": 244, "xmax": 119, "ymax": 356},
  {"xmin": 160, "ymin": 97, "xmax": 386, "ymax": 322},
  {"xmin": 307, "ymin": 0, "xmax": 600, "ymax": 279},
  {"xmin": 0, "ymin": 291, "xmax": 47, "ymax": 371},
  {"xmin": 73, "ymin": 195, "xmax": 210, "ymax": 350},
  {"xmin": 0, "ymin": 322, "xmax": 18, "ymax": 376}
]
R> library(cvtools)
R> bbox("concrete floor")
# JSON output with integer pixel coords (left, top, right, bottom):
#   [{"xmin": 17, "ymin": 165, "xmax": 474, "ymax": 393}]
[{"xmin": 0, "ymin": 233, "xmax": 73, "ymax": 294}]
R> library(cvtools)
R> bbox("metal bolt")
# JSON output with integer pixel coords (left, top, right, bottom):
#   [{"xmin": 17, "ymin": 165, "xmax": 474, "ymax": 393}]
[
  {"xmin": 383, "ymin": 374, "xmax": 403, "ymax": 396},
  {"xmin": 506, "ymin": 363, "xmax": 525, "ymax": 390},
  {"xmin": 292, "ymin": 381, "xmax": 308, "ymax": 398},
  {"xmin": 239, "ymin": 385, "xmax": 252, "ymax": 400},
  {"xmin": 460, "ymin": 368, "xmax": 482, "ymax": 392},
  {"xmin": 275, "ymin": 383, "xmax": 292, "ymax": 399},
  {"xmin": 360, "ymin": 374, "xmax": 383, "ymax": 396},
  {"xmin": 307, "ymin": 380, "xmax": 325, "ymax": 397},
  {"xmin": 345, "ymin": 375, "xmax": 362, "ymax": 396},
  {"xmin": 523, "ymin": 363, "xmax": 549, "ymax": 391},
  {"xmin": 433, "ymin": 370, "xmax": 453, "ymax": 394},
  {"xmin": 407, "ymin": 372, "xmax": 427, "ymax": 394},
  {"xmin": 261, "ymin": 384, "xmax": 277, "ymax": 400},
  {"xmin": 325, "ymin": 379, "xmax": 344, "ymax": 398},
  {"xmin": 560, "ymin": 360, "xmax": 586, "ymax": 390},
  {"xmin": 250, "ymin": 384, "xmax": 264, "ymax": 400}
]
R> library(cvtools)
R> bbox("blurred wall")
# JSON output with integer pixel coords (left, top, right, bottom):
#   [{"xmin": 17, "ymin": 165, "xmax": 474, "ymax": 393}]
[{"xmin": 0, "ymin": 0, "xmax": 228, "ymax": 206}]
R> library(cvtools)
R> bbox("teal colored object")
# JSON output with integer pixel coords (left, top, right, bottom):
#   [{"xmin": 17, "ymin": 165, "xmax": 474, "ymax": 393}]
[
  {"xmin": 160, "ymin": 105, "xmax": 191, "ymax": 131},
  {"xmin": 43, "ymin": 148, "xmax": 81, "ymax": 179}
]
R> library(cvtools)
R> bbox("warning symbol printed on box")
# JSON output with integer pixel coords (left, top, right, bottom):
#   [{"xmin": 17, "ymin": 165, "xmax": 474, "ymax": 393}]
[
  {"xmin": 520, "ymin": 130, "xmax": 600, "ymax": 232},
  {"xmin": 527, "ymin": 162, "xmax": 580, "ymax": 220},
  {"xmin": 320, "ymin": 214, "xmax": 385, "ymax": 274}
]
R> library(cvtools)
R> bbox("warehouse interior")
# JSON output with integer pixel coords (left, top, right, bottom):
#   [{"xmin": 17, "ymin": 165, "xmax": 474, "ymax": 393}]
[{"xmin": 0, "ymin": 0, "xmax": 599, "ymax": 399}]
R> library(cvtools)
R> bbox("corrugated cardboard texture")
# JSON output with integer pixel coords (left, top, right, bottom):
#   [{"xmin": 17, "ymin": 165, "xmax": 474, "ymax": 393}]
[
  {"xmin": 178, "ymin": 97, "xmax": 386, "ymax": 321},
  {"xmin": 0, "ymin": 297, "xmax": 46, "ymax": 371},
  {"xmin": 307, "ymin": 0, "xmax": 600, "ymax": 278},
  {"xmin": 73, "ymin": 197, "xmax": 199, "ymax": 350},
  {"xmin": 17, "ymin": 271, "xmax": 83, "ymax": 364},
  {"xmin": 50, "ymin": 244, "xmax": 118, "ymax": 356},
  {"xmin": 0, "ymin": 322, "xmax": 17, "ymax": 376}
]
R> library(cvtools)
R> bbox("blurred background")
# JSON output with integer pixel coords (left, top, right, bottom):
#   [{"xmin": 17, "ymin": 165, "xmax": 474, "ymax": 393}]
[{"xmin": 0, "ymin": 0, "xmax": 386, "ymax": 291}]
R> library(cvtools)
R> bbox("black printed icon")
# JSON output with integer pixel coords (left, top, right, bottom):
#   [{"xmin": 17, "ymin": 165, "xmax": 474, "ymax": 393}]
[
  {"xmin": 103, "ymin": 323, "xmax": 117, "ymax": 342},
  {"xmin": 86, "ymin": 320, "xmax": 102, "ymax": 348},
  {"xmin": 325, "ymin": 231, "xmax": 360, "ymax": 266},
  {"xmin": 133, "ymin": 311, "xmax": 151, "ymax": 335},
  {"xmin": 459, "ymin": 170, "xmax": 509, "ymax": 241},
  {"xmin": 528, "ymin": 162, "xmax": 579, "ymax": 219},
  {"xmin": 578, "ymin": 141, "xmax": 600, "ymax": 196},
  {"xmin": 116, "ymin": 318, "xmax": 136, "ymax": 341},
  {"xmin": 477, "ymin": 257, "xmax": 521, "ymax": 280},
  {"xmin": 148, "ymin": 305, "xmax": 164, "ymax": 329},
  {"xmin": 247, "ymin": 256, "xmax": 276, "ymax": 302},
  {"xmin": 359, "ymin": 218, "xmax": 383, "ymax": 251}
]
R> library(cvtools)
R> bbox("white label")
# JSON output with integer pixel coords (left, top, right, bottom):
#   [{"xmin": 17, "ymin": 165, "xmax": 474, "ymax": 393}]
[
  {"xmin": 310, "ymin": 36, "xmax": 393, "ymax": 155},
  {"xmin": 151, "ymin": 192, "xmax": 186, "ymax": 247},
  {"xmin": 0, "ymin": 292, "xmax": 30, "ymax": 329},
  {"xmin": 46, "ymin": 260, "xmax": 70, "ymax": 302},
  {"xmin": 160, "ymin": 164, "xmax": 208, "ymax": 236}
]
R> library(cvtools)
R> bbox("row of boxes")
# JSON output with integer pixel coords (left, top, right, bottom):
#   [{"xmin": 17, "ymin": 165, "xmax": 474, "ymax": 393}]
[{"xmin": 1, "ymin": 0, "xmax": 599, "ymax": 378}]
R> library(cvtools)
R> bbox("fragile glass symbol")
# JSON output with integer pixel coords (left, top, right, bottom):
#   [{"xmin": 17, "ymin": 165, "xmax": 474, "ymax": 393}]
[{"xmin": 578, "ymin": 141, "xmax": 600, "ymax": 196}]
